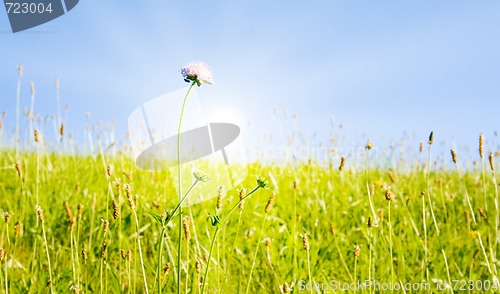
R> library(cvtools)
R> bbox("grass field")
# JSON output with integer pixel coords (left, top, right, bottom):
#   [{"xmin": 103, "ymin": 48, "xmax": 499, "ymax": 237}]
[{"xmin": 0, "ymin": 135, "xmax": 499, "ymax": 293}]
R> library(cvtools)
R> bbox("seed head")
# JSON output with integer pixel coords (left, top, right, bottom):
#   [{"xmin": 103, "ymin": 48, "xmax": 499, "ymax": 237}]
[
  {"xmin": 195, "ymin": 260, "xmax": 201, "ymax": 273},
  {"xmin": 164, "ymin": 262, "xmax": 171, "ymax": 274},
  {"xmin": 264, "ymin": 237, "xmax": 271, "ymax": 247},
  {"xmin": 101, "ymin": 240, "xmax": 108, "ymax": 260},
  {"xmin": 339, "ymin": 156, "xmax": 346, "ymax": 171},
  {"xmin": 293, "ymin": 180, "xmax": 299, "ymax": 190},
  {"xmin": 354, "ymin": 245, "xmax": 361, "ymax": 257},
  {"xmin": 127, "ymin": 249, "xmax": 132, "ymax": 261},
  {"xmin": 490, "ymin": 152, "xmax": 495, "ymax": 171},
  {"xmin": 4, "ymin": 212, "xmax": 10, "ymax": 225},
  {"xmin": 64, "ymin": 202, "xmax": 76, "ymax": 231},
  {"xmin": 239, "ymin": 188, "xmax": 246, "ymax": 210},
  {"xmin": 366, "ymin": 141, "xmax": 373, "ymax": 150},
  {"xmin": 102, "ymin": 219, "xmax": 109, "ymax": 234},
  {"xmin": 77, "ymin": 204, "xmax": 84, "ymax": 221},
  {"xmin": 367, "ymin": 216, "xmax": 373, "ymax": 228},
  {"xmin": 479, "ymin": 134, "xmax": 485, "ymax": 159},
  {"xmin": 34, "ymin": 129, "xmax": 40, "ymax": 143},
  {"xmin": 385, "ymin": 187, "xmax": 394, "ymax": 201},
  {"xmin": 55, "ymin": 78, "xmax": 60, "ymax": 91},
  {"xmin": 121, "ymin": 249, "xmax": 127, "ymax": 260},
  {"xmin": 15, "ymin": 162, "xmax": 23, "ymax": 178},
  {"xmin": 216, "ymin": 186, "xmax": 224, "ymax": 210},
  {"xmin": 369, "ymin": 183, "xmax": 375, "ymax": 197},
  {"xmin": 36, "ymin": 206, "xmax": 45, "ymax": 223},
  {"xmin": 60, "ymin": 123, "xmax": 65, "ymax": 137},
  {"xmin": 17, "ymin": 64, "xmax": 23, "ymax": 77},
  {"xmin": 106, "ymin": 164, "xmax": 113, "ymax": 177},
  {"xmin": 329, "ymin": 223, "xmax": 336, "ymax": 237},
  {"xmin": 419, "ymin": 141, "xmax": 424, "ymax": 153},
  {"xmin": 451, "ymin": 149, "xmax": 458, "ymax": 165},
  {"xmin": 283, "ymin": 283, "xmax": 291, "ymax": 293},
  {"xmin": 182, "ymin": 216, "xmax": 191, "ymax": 240},
  {"xmin": 0, "ymin": 247, "xmax": 4, "ymax": 262},
  {"xmin": 114, "ymin": 180, "xmax": 122, "ymax": 196},
  {"xmin": 388, "ymin": 172, "xmax": 396, "ymax": 183},
  {"xmin": 428, "ymin": 131, "xmax": 434, "ymax": 145},
  {"xmin": 14, "ymin": 221, "xmax": 21, "ymax": 237},
  {"xmin": 264, "ymin": 192, "xmax": 275, "ymax": 213},
  {"xmin": 478, "ymin": 208, "xmax": 488, "ymax": 220},
  {"xmin": 82, "ymin": 247, "xmax": 88, "ymax": 263},
  {"xmin": 302, "ymin": 234, "xmax": 310, "ymax": 251},
  {"xmin": 112, "ymin": 200, "xmax": 120, "ymax": 220},
  {"xmin": 124, "ymin": 184, "xmax": 134, "ymax": 210}
]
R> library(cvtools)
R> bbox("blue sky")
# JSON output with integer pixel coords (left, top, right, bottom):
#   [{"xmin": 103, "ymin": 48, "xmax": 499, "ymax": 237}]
[{"xmin": 1, "ymin": 1, "xmax": 499, "ymax": 162}]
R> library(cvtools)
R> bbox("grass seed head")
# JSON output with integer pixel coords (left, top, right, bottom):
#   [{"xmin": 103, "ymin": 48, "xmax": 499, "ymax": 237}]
[
  {"xmin": 112, "ymin": 200, "xmax": 120, "ymax": 220},
  {"xmin": 419, "ymin": 141, "xmax": 424, "ymax": 153},
  {"xmin": 164, "ymin": 262, "xmax": 171, "ymax": 274},
  {"xmin": 121, "ymin": 249, "xmax": 127, "ymax": 260},
  {"xmin": 36, "ymin": 206, "xmax": 44, "ymax": 223},
  {"xmin": 82, "ymin": 247, "xmax": 88, "ymax": 263},
  {"xmin": 17, "ymin": 64, "xmax": 23, "ymax": 77},
  {"xmin": 339, "ymin": 156, "xmax": 346, "ymax": 171},
  {"xmin": 265, "ymin": 192, "xmax": 275, "ymax": 213},
  {"xmin": 293, "ymin": 180, "xmax": 299, "ymax": 189},
  {"xmin": 15, "ymin": 162, "xmax": 23, "ymax": 178},
  {"xmin": 0, "ymin": 247, "xmax": 4, "ymax": 262},
  {"xmin": 102, "ymin": 219, "xmax": 109, "ymax": 234},
  {"xmin": 124, "ymin": 184, "xmax": 134, "ymax": 210},
  {"xmin": 451, "ymin": 149, "xmax": 458, "ymax": 165},
  {"xmin": 14, "ymin": 221, "xmax": 21, "ymax": 237},
  {"xmin": 101, "ymin": 240, "xmax": 108, "ymax": 260},
  {"xmin": 366, "ymin": 141, "xmax": 373, "ymax": 150},
  {"xmin": 329, "ymin": 223, "xmax": 336, "ymax": 237},
  {"xmin": 385, "ymin": 187, "xmax": 394, "ymax": 201},
  {"xmin": 106, "ymin": 164, "xmax": 113, "ymax": 177},
  {"xmin": 302, "ymin": 234, "xmax": 310, "ymax": 251},
  {"xmin": 34, "ymin": 129, "xmax": 40, "ymax": 143},
  {"xmin": 479, "ymin": 134, "xmax": 484, "ymax": 159},
  {"xmin": 64, "ymin": 202, "xmax": 76, "ymax": 231},
  {"xmin": 4, "ymin": 212, "xmax": 10, "ymax": 225},
  {"xmin": 77, "ymin": 204, "xmax": 84, "ymax": 220},
  {"xmin": 127, "ymin": 249, "xmax": 132, "ymax": 261},
  {"xmin": 478, "ymin": 208, "xmax": 488, "ymax": 220},
  {"xmin": 490, "ymin": 152, "xmax": 495, "ymax": 171},
  {"xmin": 216, "ymin": 186, "xmax": 224, "ymax": 209},
  {"xmin": 195, "ymin": 260, "xmax": 201, "ymax": 273},
  {"xmin": 283, "ymin": 283, "xmax": 291, "ymax": 293},
  {"xmin": 354, "ymin": 245, "xmax": 361, "ymax": 257},
  {"xmin": 239, "ymin": 188, "xmax": 246, "ymax": 210},
  {"xmin": 182, "ymin": 216, "xmax": 191, "ymax": 240},
  {"xmin": 428, "ymin": 131, "xmax": 434, "ymax": 145},
  {"xmin": 60, "ymin": 123, "xmax": 65, "ymax": 137}
]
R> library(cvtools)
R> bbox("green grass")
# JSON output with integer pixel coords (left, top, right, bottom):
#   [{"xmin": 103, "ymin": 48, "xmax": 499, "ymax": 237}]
[{"xmin": 0, "ymin": 148, "xmax": 499, "ymax": 293}]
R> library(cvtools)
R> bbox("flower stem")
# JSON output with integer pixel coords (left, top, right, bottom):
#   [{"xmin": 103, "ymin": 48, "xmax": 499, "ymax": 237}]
[
  {"xmin": 133, "ymin": 210, "xmax": 149, "ymax": 294},
  {"xmin": 41, "ymin": 223, "xmax": 54, "ymax": 294},
  {"xmin": 201, "ymin": 227, "xmax": 220, "ymax": 294},
  {"xmin": 177, "ymin": 82, "xmax": 196, "ymax": 294}
]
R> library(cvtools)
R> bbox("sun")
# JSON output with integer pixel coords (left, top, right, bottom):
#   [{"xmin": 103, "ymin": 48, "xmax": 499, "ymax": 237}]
[{"xmin": 206, "ymin": 106, "xmax": 244, "ymax": 126}]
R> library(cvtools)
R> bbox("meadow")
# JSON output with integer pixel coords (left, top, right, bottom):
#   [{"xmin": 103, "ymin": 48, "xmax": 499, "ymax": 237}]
[
  {"xmin": 1, "ymin": 66, "xmax": 500, "ymax": 293},
  {"xmin": 0, "ymin": 132, "xmax": 499, "ymax": 293}
]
